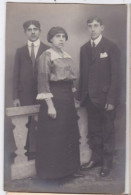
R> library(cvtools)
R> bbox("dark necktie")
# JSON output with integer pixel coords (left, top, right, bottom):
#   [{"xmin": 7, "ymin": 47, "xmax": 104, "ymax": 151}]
[
  {"xmin": 31, "ymin": 43, "xmax": 35, "ymax": 68},
  {"xmin": 91, "ymin": 41, "xmax": 96, "ymax": 61},
  {"xmin": 92, "ymin": 41, "xmax": 95, "ymax": 48}
]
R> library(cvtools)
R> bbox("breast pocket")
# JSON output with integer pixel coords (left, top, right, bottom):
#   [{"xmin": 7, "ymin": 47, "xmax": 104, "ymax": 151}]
[{"xmin": 99, "ymin": 55, "xmax": 109, "ymax": 62}]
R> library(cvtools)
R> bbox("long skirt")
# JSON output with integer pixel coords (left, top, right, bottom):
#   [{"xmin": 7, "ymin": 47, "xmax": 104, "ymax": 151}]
[{"xmin": 35, "ymin": 81, "xmax": 80, "ymax": 179}]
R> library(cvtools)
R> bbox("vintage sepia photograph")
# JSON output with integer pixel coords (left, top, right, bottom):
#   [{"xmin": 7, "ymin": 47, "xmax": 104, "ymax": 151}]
[{"xmin": 4, "ymin": 3, "xmax": 128, "ymax": 194}]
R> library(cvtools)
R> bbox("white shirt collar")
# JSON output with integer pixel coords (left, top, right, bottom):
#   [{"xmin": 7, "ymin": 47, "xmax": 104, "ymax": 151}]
[
  {"xmin": 28, "ymin": 39, "xmax": 40, "ymax": 47},
  {"xmin": 47, "ymin": 48, "xmax": 72, "ymax": 61},
  {"xmin": 91, "ymin": 34, "xmax": 102, "ymax": 47}
]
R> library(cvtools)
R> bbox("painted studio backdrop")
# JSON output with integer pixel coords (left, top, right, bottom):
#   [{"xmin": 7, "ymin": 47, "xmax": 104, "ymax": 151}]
[{"xmin": 4, "ymin": 3, "xmax": 127, "ymax": 193}]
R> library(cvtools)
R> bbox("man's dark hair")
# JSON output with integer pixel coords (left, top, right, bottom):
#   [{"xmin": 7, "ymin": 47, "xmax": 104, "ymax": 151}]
[
  {"xmin": 23, "ymin": 20, "xmax": 41, "ymax": 31},
  {"xmin": 87, "ymin": 16, "xmax": 103, "ymax": 25}
]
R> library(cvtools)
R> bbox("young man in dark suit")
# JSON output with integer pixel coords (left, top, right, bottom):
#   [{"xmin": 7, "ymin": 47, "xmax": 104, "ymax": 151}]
[
  {"xmin": 78, "ymin": 17, "xmax": 121, "ymax": 177},
  {"xmin": 13, "ymin": 20, "xmax": 49, "ymax": 159}
]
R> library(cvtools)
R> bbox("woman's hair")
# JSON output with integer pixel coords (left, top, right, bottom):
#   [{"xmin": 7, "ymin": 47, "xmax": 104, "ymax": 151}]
[
  {"xmin": 47, "ymin": 26, "xmax": 68, "ymax": 43},
  {"xmin": 23, "ymin": 20, "xmax": 41, "ymax": 31}
]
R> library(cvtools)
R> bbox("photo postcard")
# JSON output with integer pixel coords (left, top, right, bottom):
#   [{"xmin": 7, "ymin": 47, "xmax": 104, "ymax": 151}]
[{"xmin": 4, "ymin": 2, "xmax": 129, "ymax": 194}]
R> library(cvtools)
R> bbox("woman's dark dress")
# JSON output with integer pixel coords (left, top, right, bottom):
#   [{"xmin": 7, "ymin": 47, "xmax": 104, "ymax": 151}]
[{"xmin": 36, "ymin": 48, "xmax": 80, "ymax": 179}]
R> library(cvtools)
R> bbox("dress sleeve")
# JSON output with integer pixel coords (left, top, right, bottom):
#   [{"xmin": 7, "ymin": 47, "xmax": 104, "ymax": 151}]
[{"xmin": 36, "ymin": 52, "xmax": 53, "ymax": 100}]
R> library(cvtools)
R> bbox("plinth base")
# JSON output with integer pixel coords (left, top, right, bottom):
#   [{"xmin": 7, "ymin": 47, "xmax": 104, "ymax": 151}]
[
  {"xmin": 11, "ymin": 160, "xmax": 36, "ymax": 180},
  {"xmin": 80, "ymin": 146, "xmax": 92, "ymax": 165}
]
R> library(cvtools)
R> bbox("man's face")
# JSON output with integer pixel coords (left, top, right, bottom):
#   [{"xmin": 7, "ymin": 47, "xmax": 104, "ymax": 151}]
[
  {"xmin": 25, "ymin": 24, "xmax": 41, "ymax": 42},
  {"xmin": 87, "ymin": 20, "xmax": 104, "ymax": 40}
]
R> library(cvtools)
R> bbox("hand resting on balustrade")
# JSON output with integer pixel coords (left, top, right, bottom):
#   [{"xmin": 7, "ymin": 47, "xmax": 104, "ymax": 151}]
[{"xmin": 13, "ymin": 98, "xmax": 21, "ymax": 107}]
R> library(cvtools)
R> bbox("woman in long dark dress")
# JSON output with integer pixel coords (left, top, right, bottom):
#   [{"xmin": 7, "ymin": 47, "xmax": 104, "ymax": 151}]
[{"xmin": 35, "ymin": 27, "xmax": 81, "ymax": 179}]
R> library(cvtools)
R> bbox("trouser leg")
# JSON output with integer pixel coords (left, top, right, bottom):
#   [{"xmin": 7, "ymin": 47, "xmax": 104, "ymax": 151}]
[
  {"xmin": 86, "ymin": 99, "xmax": 103, "ymax": 163},
  {"xmin": 25, "ymin": 116, "xmax": 32, "ymax": 154},
  {"xmin": 25, "ymin": 116, "xmax": 37, "ymax": 160},
  {"xmin": 102, "ymin": 110, "xmax": 115, "ymax": 167}
]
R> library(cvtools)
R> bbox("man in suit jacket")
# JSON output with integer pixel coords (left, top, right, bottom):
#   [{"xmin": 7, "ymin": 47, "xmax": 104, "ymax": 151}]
[
  {"xmin": 13, "ymin": 20, "xmax": 49, "ymax": 159},
  {"xmin": 78, "ymin": 17, "xmax": 121, "ymax": 177}
]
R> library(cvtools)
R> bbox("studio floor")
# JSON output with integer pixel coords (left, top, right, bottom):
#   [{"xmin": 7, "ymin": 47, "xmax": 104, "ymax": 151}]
[{"xmin": 4, "ymin": 150, "xmax": 125, "ymax": 194}]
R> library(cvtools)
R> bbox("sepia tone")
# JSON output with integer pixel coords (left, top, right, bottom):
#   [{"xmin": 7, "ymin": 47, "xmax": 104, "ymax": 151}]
[{"xmin": 4, "ymin": 3, "xmax": 128, "ymax": 194}]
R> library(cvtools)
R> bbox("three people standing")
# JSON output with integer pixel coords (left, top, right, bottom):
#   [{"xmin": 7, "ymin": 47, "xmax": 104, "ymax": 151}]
[{"xmin": 13, "ymin": 17, "xmax": 121, "ymax": 179}]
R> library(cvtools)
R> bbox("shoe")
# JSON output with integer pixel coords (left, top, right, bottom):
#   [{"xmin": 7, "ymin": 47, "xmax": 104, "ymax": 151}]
[
  {"xmin": 72, "ymin": 172, "xmax": 84, "ymax": 178},
  {"xmin": 80, "ymin": 160, "xmax": 101, "ymax": 170},
  {"xmin": 99, "ymin": 166, "xmax": 111, "ymax": 177},
  {"xmin": 73, "ymin": 171, "xmax": 84, "ymax": 178}
]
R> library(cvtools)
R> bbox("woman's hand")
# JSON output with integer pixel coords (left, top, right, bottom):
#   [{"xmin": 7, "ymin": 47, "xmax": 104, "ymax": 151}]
[
  {"xmin": 45, "ymin": 98, "xmax": 57, "ymax": 119},
  {"xmin": 48, "ymin": 106, "xmax": 57, "ymax": 119}
]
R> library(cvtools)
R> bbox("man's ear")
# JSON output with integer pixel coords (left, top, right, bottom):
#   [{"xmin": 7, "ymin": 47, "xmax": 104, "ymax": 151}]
[
  {"xmin": 101, "ymin": 25, "xmax": 104, "ymax": 32},
  {"xmin": 39, "ymin": 29, "xmax": 41, "ymax": 34}
]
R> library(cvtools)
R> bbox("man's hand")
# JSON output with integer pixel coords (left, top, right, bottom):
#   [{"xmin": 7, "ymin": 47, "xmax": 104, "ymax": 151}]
[
  {"xmin": 105, "ymin": 103, "xmax": 114, "ymax": 111},
  {"xmin": 13, "ymin": 99, "xmax": 21, "ymax": 107},
  {"xmin": 74, "ymin": 99, "xmax": 80, "ymax": 109}
]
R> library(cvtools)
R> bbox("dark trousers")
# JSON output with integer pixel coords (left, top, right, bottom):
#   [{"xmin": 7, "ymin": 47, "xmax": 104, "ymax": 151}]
[
  {"xmin": 86, "ymin": 98, "xmax": 115, "ymax": 167},
  {"xmin": 25, "ymin": 116, "xmax": 37, "ymax": 160}
]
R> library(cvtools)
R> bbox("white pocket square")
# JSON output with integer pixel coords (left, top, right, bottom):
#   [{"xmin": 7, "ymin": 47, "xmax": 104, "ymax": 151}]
[{"xmin": 100, "ymin": 52, "xmax": 108, "ymax": 58}]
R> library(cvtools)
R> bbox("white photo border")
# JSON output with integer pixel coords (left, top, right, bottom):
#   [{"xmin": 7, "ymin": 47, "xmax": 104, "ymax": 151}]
[{"xmin": 0, "ymin": 1, "xmax": 130, "ymax": 195}]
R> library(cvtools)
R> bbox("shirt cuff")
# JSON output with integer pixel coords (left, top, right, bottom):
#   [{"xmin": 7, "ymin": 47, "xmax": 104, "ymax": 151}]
[
  {"xmin": 72, "ymin": 87, "xmax": 77, "ymax": 93},
  {"xmin": 36, "ymin": 93, "xmax": 53, "ymax": 100}
]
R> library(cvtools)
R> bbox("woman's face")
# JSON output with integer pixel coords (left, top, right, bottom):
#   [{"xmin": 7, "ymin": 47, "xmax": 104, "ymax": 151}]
[{"xmin": 51, "ymin": 33, "xmax": 66, "ymax": 49}]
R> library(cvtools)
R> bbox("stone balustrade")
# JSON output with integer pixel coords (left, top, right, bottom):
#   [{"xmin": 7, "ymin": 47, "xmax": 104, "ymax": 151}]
[{"xmin": 6, "ymin": 105, "xmax": 91, "ymax": 180}]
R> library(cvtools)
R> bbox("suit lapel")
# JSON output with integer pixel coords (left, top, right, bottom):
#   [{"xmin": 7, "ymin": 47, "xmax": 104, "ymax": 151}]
[
  {"xmin": 85, "ymin": 42, "xmax": 92, "ymax": 66},
  {"xmin": 23, "ymin": 45, "xmax": 34, "ymax": 74},
  {"xmin": 24, "ymin": 45, "xmax": 32, "ymax": 62},
  {"xmin": 91, "ymin": 37, "xmax": 105, "ymax": 63},
  {"xmin": 86, "ymin": 42, "xmax": 92, "ymax": 61},
  {"xmin": 82, "ymin": 43, "xmax": 92, "ymax": 75},
  {"xmin": 24, "ymin": 42, "xmax": 48, "ymax": 75},
  {"xmin": 36, "ymin": 42, "xmax": 44, "ymax": 59},
  {"xmin": 24, "ymin": 42, "xmax": 45, "ymax": 61}
]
